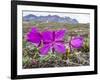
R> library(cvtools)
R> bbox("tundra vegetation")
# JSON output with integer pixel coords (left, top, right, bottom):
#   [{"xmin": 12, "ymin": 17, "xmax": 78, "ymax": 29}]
[{"xmin": 22, "ymin": 21, "xmax": 90, "ymax": 69}]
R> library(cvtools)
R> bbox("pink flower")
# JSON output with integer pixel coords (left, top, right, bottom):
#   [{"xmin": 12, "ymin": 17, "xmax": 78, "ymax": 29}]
[
  {"xmin": 70, "ymin": 36, "xmax": 84, "ymax": 48},
  {"xmin": 26, "ymin": 27, "xmax": 84, "ymax": 56},
  {"xmin": 26, "ymin": 27, "xmax": 42, "ymax": 47},
  {"xmin": 40, "ymin": 29, "xmax": 67, "ymax": 55}
]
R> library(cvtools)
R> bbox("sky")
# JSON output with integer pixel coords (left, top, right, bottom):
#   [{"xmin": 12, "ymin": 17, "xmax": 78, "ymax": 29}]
[{"xmin": 23, "ymin": 11, "xmax": 90, "ymax": 23}]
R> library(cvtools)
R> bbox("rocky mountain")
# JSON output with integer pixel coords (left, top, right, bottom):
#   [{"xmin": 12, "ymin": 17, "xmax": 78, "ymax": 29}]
[{"xmin": 23, "ymin": 14, "xmax": 79, "ymax": 24}]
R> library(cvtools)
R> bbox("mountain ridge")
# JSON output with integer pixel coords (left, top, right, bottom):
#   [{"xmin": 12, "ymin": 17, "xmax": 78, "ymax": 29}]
[{"xmin": 23, "ymin": 14, "xmax": 79, "ymax": 24}]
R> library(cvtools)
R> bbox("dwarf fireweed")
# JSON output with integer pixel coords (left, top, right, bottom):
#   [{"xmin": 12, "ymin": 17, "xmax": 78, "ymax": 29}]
[{"xmin": 26, "ymin": 27, "xmax": 84, "ymax": 56}]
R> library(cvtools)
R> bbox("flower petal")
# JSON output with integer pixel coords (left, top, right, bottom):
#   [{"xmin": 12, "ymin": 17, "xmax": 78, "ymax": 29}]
[
  {"xmin": 42, "ymin": 30, "xmax": 53, "ymax": 42},
  {"xmin": 40, "ymin": 44, "xmax": 50, "ymax": 55},
  {"xmin": 26, "ymin": 27, "xmax": 41, "ymax": 46},
  {"xmin": 31, "ymin": 27, "xmax": 39, "ymax": 32},
  {"xmin": 70, "ymin": 36, "xmax": 83, "ymax": 48},
  {"xmin": 55, "ymin": 29, "xmax": 67, "ymax": 41},
  {"xmin": 54, "ymin": 43, "xmax": 66, "ymax": 54}
]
